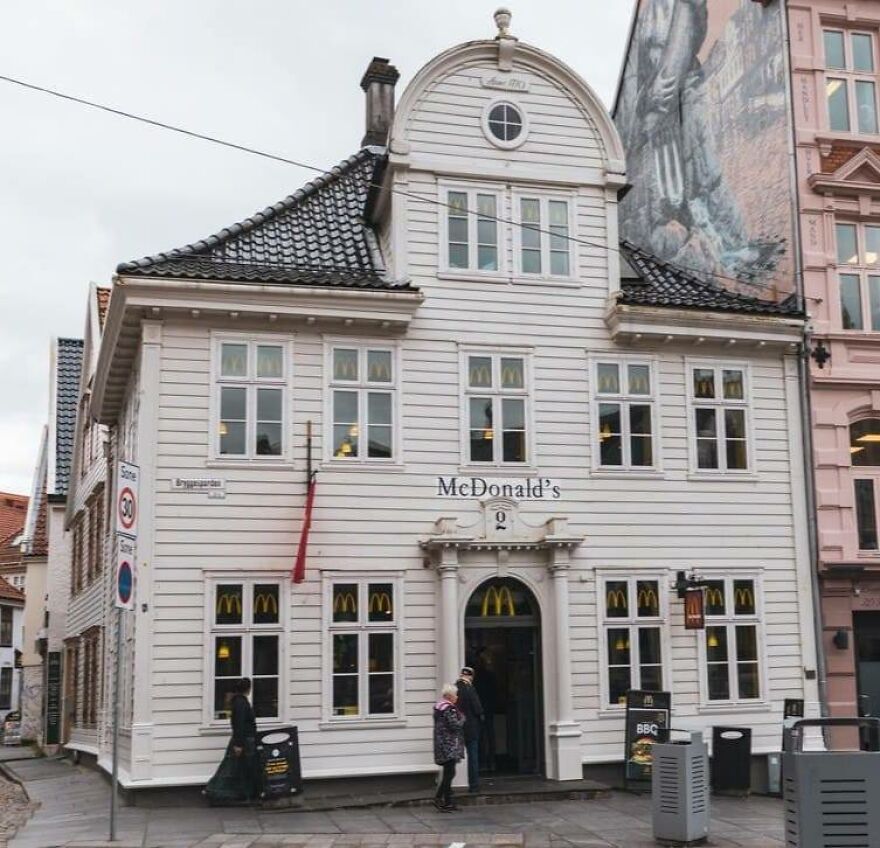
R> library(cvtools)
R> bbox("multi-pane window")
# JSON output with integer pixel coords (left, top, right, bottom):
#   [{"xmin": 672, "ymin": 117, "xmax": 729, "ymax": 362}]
[
  {"xmin": 464, "ymin": 353, "xmax": 529, "ymax": 465},
  {"xmin": 517, "ymin": 196, "xmax": 572, "ymax": 277},
  {"xmin": 329, "ymin": 581, "xmax": 397, "ymax": 719},
  {"xmin": 211, "ymin": 579, "xmax": 283, "ymax": 721},
  {"xmin": 852, "ymin": 418, "xmax": 880, "ymax": 551},
  {"xmin": 825, "ymin": 30, "xmax": 878, "ymax": 134},
  {"xmin": 86, "ymin": 492, "xmax": 104, "ymax": 584},
  {"xmin": 329, "ymin": 346, "xmax": 396, "ymax": 461},
  {"xmin": 81, "ymin": 628, "xmax": 101, "ymax": 728},
  {"xmin": 216, "ymin": 339, "xmax": 288, "ymax": 458},
  {"xmin": 0, "ymin": 667, "xmax": 11, "ymax": 710},
  {"xmin": 836, "ymin": 222, "xmax": 880, "ymax": 331},
  {"xmin": 0, "ymin": 607, "xmax": 12, "ymax": 647},
  {"xmin": 445, "ymin": 189, "xmax": 500, "ymax": 273},
  {"xmin": 595, "ymin": 360, "xmax": 655, "ymax": 469},
  {"xmin": 690, "ymin": 365, "xmax": 750, "ymax": 472},
  {"xmin": 703, "ymin": 577, "xmax": 762, "ymax": 702},
  {"xmin": 71, "ymin": 515, "xmax": 86, "ymax": 595},
  {"xmin": 601, "ymin": 577, "xmax": 665, "ymax": 706}
]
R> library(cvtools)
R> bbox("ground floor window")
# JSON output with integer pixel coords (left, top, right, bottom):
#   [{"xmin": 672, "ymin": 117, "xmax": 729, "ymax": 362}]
[
  {"xmin": 209, "ymin": 577, "xmax": 284, "ymax": 722},
  {"xmin": 702, "ymin": 576, "xmax": 763, "ymax": 702},
  {"xmin": 327, "ymin": 579, "xmax": 399, "ymax": 719},
  {"xmin": 599, "ymin": 575, "xmax": 666, "ymax": 707}
]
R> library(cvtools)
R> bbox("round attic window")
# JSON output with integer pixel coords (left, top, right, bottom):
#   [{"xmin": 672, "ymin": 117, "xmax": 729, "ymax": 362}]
[{"xmin": 483, "ymin": 101, "xmax": 528, "ymax": 149}]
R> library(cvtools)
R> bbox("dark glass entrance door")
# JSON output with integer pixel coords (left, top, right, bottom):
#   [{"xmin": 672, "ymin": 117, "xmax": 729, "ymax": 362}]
[
  {"xmin": 854, "ymin": 611, "xmax": 880, "ymax": 751},
  {"xmin": 464, "ymin": 578, "xmax": 543, "ymax": 776}
]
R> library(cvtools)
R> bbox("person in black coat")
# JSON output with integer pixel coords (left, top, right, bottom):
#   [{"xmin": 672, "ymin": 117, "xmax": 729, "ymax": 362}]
[{"xmin": 455, "ymin": 666, "xmax": 484, "ymax": 792}]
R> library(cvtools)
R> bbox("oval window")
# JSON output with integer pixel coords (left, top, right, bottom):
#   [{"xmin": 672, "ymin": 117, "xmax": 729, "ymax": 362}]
[{"xmin": 487, "ymin": 103, "xmax": 523, "ymax": 143}]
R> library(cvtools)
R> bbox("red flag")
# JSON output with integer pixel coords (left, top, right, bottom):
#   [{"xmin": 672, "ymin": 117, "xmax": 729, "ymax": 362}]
[{"xmin": 292, "ymin": 475, "xmax": 316, "ymax": 584}]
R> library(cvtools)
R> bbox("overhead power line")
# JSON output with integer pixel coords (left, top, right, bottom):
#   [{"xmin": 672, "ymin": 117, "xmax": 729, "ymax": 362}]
[{"xmin": 0, "ymin": 71, "xmax": 787, "ymax": 293}]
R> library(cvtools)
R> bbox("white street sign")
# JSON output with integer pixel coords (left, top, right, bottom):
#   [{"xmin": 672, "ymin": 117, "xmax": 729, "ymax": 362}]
[
  {"xmin": 115, "ymin": 535, "xmax": 136, "ymax": 611},
  {"xmin": 116, "ymin": 462, "xmax": 140, "ymax": 539}
]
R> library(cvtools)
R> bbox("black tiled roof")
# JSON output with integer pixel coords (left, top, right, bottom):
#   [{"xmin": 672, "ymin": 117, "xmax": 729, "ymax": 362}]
[
  {"xmin": 619, "ymin": 241, "xmax": 803, "ymax": 317},
  {"xmin": 117, "ymin": 149, "xmax": 410, "ymax": 291},
  {"xmin": 54, "ymin": 338, "xmax": 84, "ymax": 497}
]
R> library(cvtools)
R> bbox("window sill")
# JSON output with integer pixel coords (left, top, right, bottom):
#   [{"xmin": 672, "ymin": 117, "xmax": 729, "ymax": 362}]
[
  {"xmin": 696, "ymin": 702, "xmax": 770, "ymax": 715},
  {"xmin": 457, "ymin": 465, "xmax": 539, "ymax": 476},
  {"xmin": 319, "ymin": 718, "xmax": 407, "ymax": 731},
  {"xmin": 199, "ymin": 719, "xmax": 282, "ymax": 736},
  {"xmin": 590, "ymin": 469, "xmax": 665, "ymax": 480},
  {"xmin": 511, "ymin": 274, "xmax": 580, "ymax": 288},
  {"xmin": 320, "ymin": 461, "xmax": 405, "ymax": 472},
  {"xmin": 205, "ymin": 459, "xmax": 293, "ymax": 470},
  {"xmin": 437, "ymin": 270, "xmax": 511, "ymax": 284},
  {"xmin": 687, "ymin": 471, "xmax": 758, "ymax": 483},
  {"xmin": 595, "ymin": 708, "xmax": 627, "ymax": 719}
]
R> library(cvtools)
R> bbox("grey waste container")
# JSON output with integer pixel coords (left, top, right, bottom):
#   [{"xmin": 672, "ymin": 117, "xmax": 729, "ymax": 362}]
[
  {"xmin": 783, "ymin": 717, "xmax": 880, "ymax": 848},
  {"xmin": 652, "ymin": 729, "xmax": 710, "ymax": 846}
]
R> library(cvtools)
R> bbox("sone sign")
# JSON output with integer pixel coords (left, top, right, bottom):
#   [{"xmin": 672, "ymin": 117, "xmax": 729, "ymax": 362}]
[{"xmin": 115, "ymin": 462, "xmax": 139, "ymax": 610}]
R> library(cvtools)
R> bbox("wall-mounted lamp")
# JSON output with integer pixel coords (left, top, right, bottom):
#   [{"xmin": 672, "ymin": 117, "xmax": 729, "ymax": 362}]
[{"xmin": 832, "ymin": 629, "xmax": 849, "ymax": 650}]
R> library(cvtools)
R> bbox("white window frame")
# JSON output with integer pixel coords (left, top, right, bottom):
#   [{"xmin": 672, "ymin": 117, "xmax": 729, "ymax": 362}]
[
  {"xmin": 321, "ymin": 574, "xmax": 404, "ymax": 725},
  {"xmin": 835, "ymin": 221, "xmax": 880, "ymax": 332},
  {"xmin": 512, "ymin": 189, "xmax": 578, "ymax": 282},
  {"xmin": 596, "ymin": 572, "xmax": 669, "ymax": 711},
  {"xmin": 438, "ymin": 180, "xmax": 507, "ymax": 278},
  {"xmin": 459, "ymin": 346, "xmax": 535, "ymax": 469},
  {"xmin": 590, "ymin": 355, "xmax": 661, "ymax": 473},
  {"xmin": 697, "ymin": 573, "xmax": 767, "ymax": 707},
  {"xmin": 202, "ymin": 574, "xmax": 287, "ymax": 728},
  {"xmin": 824, "ymin": 28, "xmax": 879, "ymax": 135},
  {"xmin": 481, "ymin": 98, "xmax": 530, "ymax": 150},
  {"xmin": 209, "ymin": 333, "xmax": 294, "ymax": 462},
  {"xmin": 686, "ymin": 360, "xmax": 754, "ymax": 475},
  {"xmin": 323, "ymin": 339, "xmax": 402, "ymax": 465}
]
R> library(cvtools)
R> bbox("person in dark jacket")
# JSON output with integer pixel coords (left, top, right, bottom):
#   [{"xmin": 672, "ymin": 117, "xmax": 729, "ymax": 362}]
[
  {"xmin": 456, "ymin": 666, "xmax": 484, "ymax": 792},
  {"xmin": 433, "ymin": 683, "xmax": 465, "ymax": 812},
  {"xmin": 204, "ymin": 678, "xmax": 261, "ymax": 804}
]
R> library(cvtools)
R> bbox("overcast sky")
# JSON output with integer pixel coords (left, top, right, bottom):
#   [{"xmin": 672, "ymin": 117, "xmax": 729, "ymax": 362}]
[{"xmin": 0, "ymin": 1, "xmax": 635, "ymax": 495}]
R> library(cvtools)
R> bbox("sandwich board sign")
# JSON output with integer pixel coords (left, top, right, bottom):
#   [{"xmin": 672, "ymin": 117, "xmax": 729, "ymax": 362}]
[
  {"xmin": 624, "ymin": 689, "xmax": 671, "ymax": 787},
  {"xmin": 115, "ymin": 535, "xmax": 136, "ymax": 611},
  {"xmin": 116, "ymin": 462, "xmax": 139, "ymax": 540}
]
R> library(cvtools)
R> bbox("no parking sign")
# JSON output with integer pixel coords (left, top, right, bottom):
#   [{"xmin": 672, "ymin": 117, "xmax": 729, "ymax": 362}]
[{"xmin": 115, "ymin": 535, "xmax": 136, "ymax": 611}]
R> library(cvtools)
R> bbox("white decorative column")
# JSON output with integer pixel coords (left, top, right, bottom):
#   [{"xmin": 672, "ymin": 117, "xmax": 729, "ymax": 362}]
[
  {"xmin": 438, "ymin": 547, "xmax": 461, "ymax": 687},
  {"xmin": 548, "ymin": 546, "xmax": 583, "ymax": 780}
]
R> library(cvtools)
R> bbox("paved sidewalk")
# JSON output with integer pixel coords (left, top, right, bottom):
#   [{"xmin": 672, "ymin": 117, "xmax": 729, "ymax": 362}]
[{"xmin": 5, "ymin": 758, "xmax": 786, "ymax": 848}]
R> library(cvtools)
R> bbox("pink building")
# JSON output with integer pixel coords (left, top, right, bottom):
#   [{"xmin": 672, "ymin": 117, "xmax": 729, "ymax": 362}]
[
  {"xmin": 790, "ymin": 0, "xmax": 880, "ymax": 741},
  {"xmin": 615, "ymin": 0, "xmax": 880, "ymax": 741}
]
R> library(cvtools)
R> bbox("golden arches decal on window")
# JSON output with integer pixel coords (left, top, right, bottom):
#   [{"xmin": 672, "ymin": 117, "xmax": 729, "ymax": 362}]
[
  {"xmin": 501, "ymin": 363, "xmax": 524, "ymax": 388},
  {"xmin": 216, "ymin": 593, "xmax": 242, "ymax": 617},
  {"xmin": 333, "ymin": 591, "xmax": 357, "ymax": 615},
  {"xmin": 637, "ymin": 586, "xmax": 659, "ymax": 611},
  {"xmin": 481, "ymin": 585, "xmax": 516, "ymax": 617},
  {"xmin": 734, "ymin": 586, "xmax": 755, "ymax": 611},
  {"xmin": 368, "ymin": 360, "xmax": 392, "ymax": 382},
  {"xmin": 470, "ymin": 364, "xmax": 492, "ymax": 387},
  {"xmin": 705, "ymin": 587, "xmax": 725, "ymax": 609},
  {"xmin": 254, "ymin": 592, "xmax": 278, "ymax": 616},
  {"xmin": 369, "ymin": 592, "xmax": 393, "ymax": 615},
  {"xmin": 606, "ymin": 589, "xmax": 628, "ymax": 612}
]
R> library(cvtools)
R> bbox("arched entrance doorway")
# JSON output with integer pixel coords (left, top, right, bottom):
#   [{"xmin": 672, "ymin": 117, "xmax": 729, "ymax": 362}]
[{"xmin": 464, "ymin": 577, "xmax": 543, "ymax": 776}]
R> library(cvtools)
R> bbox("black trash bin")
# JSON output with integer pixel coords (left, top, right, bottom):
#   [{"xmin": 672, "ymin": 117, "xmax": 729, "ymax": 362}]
[
  {"xmin": 256, "ymin": 727, "xmax": 303, "ymax": 800},
  {"xmin": 711, "ymin": 726, "xmax": 752, "ymax": 795}
]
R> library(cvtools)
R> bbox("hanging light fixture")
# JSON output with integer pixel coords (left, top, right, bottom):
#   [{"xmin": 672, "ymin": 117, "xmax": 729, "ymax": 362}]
[
  {"xmin": 217, "ymin": 642, "xmax": 230, "ymax": 660},
  {"xmin": 219, "ymin": 422, "xmax": 228, "ymax": 436},
  {"xmin": 340, "ymin": 440, "xmax": 353, "ymax": 456},
  {"xmin": 600, "ymin": 422, "xmax": 612, "ymax": 442},
  {"xmin": 707, "ymin": 630, "xmax": 719, "ymax": 649},
  {"xmin": 614, "ymin": 634, "xmax": 629, "ymax": 652},
  {"xmin": 349, "ymin": 424, "xmax": 359, "ymax": 438},
  {"xmin": 483, "ymin": 427, "xmax": 494, "ymax": 440}
]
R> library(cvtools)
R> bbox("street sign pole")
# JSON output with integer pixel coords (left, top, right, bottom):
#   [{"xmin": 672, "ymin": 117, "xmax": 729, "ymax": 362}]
[{"xmin": 110, "ymin": 606, "xmax": 121, "ymax": 841}]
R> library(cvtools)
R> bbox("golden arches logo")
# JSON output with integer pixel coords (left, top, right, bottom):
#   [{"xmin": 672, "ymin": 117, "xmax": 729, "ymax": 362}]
[
  {"xmin": 606, "ymin": 589, "xmax": 628, "ymax": 611},
  {"xmin": 481, "ymin": 585, "xmax": 516, "ymax": 617},
  {"xmin": 369, "ymin": 592, "xmax": 393, "ymax": 615},
  {"xmin": 216, "ymin": 593, "xmax": 242, "ymax": 617},
  {"xmin": 333, "ymin": 591, "xmax": 357, "ymax": 616},
  {"xmin": 705, "ymin": 587, "xmax": 725, "ymax": 609},
  {"xmin": 254, "ymin": 592, "xmax": 278, "ymax": 617},
  {"xmin": 637, "ymin": 586, "xmax": 658, "ymax": 611},
  {"xmin": 734, "ymin": 587, "xmax": 755, "ymax": 610},
  {"xmin": 501, "ymin": 365, "xmax": 523, "ymax": 388},
  {"xmin": 470, "ymin": 364, "xmax": 492, "ymax": 387},
  {"xmin": 368, "ymin": 361, "xmax": 392, "ymax": 382}
]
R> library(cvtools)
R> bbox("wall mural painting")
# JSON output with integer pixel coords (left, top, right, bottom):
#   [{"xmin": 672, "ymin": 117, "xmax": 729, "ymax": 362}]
[{"xmin": 616, "ymin": 0, "xmax": 793, "ymax": 293}]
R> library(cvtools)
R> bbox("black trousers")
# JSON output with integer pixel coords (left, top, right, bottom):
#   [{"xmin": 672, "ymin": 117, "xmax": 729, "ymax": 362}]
[{"xmin": 435, "ymin": 760, "xmax": 456, "ymax": 805}]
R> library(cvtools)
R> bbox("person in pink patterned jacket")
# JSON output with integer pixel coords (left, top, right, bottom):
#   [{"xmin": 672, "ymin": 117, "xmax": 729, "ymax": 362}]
[{"xmin": 432, "ymin": 683, "xmax": 465, "ymax": 812}]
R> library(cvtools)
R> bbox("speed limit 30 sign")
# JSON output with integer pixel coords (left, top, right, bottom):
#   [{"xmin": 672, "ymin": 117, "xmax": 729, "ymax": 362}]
[{"xmin": 116, "ymin": 462, "xmax": 140, "ymax": 539}]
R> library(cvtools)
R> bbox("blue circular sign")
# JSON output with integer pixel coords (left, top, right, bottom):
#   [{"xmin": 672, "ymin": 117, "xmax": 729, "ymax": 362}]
[{"xmin": 118, "ymin": 561, "xmax": 133, "ymax": 604}]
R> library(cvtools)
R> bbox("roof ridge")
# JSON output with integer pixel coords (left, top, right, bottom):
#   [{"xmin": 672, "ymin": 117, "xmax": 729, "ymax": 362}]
[{"xmin": 118, "ymin": 148, "xmax": 379, "ymax": 274}]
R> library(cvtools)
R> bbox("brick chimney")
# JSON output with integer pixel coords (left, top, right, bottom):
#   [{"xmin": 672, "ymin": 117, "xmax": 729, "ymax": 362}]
[{"xmin": 360, "ymin": 57, "xmax": 400, "ymax": 148}]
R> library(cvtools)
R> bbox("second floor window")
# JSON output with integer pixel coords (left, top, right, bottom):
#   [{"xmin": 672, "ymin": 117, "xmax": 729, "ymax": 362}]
[
  {"xmin": 0, "ymin": 607, "xmax": 12, "ymax": 647},
  {"xmin": 852, "ymin": 419, "xmax": 880, "ymax": 551},
  {"xmin": 445, "ymin": 189, "xmax": 500, "ymax": 273},
  {"xmin": 329, "ymin": 345, "xmax": 397, "ymax": 461},
  {"xmin": 464, "ymin": 352, "xmax": 529, "ymax": 466},
  {"xmin": 215, "ymin": 338, "xmax": 289, "ymax": 459},
  {"xmin": 594, "ymin": 360, "xmax": 655, "ymax": 469},
  {"xmin": 516, "ymin": 196, "xmax": 572, "ymax": 278},
  {"xmin": 689, "ymin": 364, "xmax": 750, "ymax": 472},
  {"xmin": 825, "ymin": 29, "xmax": 878, "ymax": 134},
  {"xmin": 837, "ymin": 222, "xmax": 880, "ymax": 331}
]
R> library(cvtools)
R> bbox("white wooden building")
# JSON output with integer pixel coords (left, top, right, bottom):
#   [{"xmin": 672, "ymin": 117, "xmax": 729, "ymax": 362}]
[{"xmin": 88, "ymin": 14, "xmax": 820, "ymax": 789}]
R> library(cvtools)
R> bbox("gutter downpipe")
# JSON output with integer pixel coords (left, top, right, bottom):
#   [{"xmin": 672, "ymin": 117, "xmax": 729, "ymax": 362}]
[{"xmin": 781, "ymin": 0, "xmax": 828, "ymax": 717}]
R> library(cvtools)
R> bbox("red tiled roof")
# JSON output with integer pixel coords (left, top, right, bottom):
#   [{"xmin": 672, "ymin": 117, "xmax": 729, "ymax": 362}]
[
  {"xmin": 0, "ymin": 575, "xmax": 24, "ymax": 603},
  {"xmin": 97, "ymin": 287, "xmax": 111, "ymax": 328},
  {"xmin": 0, "ymin": 493, "xmax": 27, "ymax": 542},
  {"xmin": 0, "ymin": 526, "xmax": 23, "ymax": 567}
]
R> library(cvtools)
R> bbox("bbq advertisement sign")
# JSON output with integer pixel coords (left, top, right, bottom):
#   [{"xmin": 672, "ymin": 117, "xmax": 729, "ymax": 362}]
[
  {"xmin": 256, "ymin": 727, "xmax": 302, "ymax": 799},
  {"xmin": 624, "ymin": 689, "xmax": 671, "ymax": 784}
]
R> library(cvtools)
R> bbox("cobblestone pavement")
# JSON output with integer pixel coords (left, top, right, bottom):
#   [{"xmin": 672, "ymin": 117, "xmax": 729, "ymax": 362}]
[{"xmin": 0, "ymin": 775, "xmax": 37, "ymax": 848}]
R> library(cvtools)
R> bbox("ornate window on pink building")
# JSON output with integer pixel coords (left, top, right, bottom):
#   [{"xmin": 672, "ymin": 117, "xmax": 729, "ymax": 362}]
[
  {"xmin": 824, "ymin": 29, "xmax": 878, "ymax": 134},
  {"xmin": 852, "ymin": 419, "xmax": 880, "ymax": 551},
  {"xmin": 836, "ymin": 222, "xmax": 880, "ymax": 331}
]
